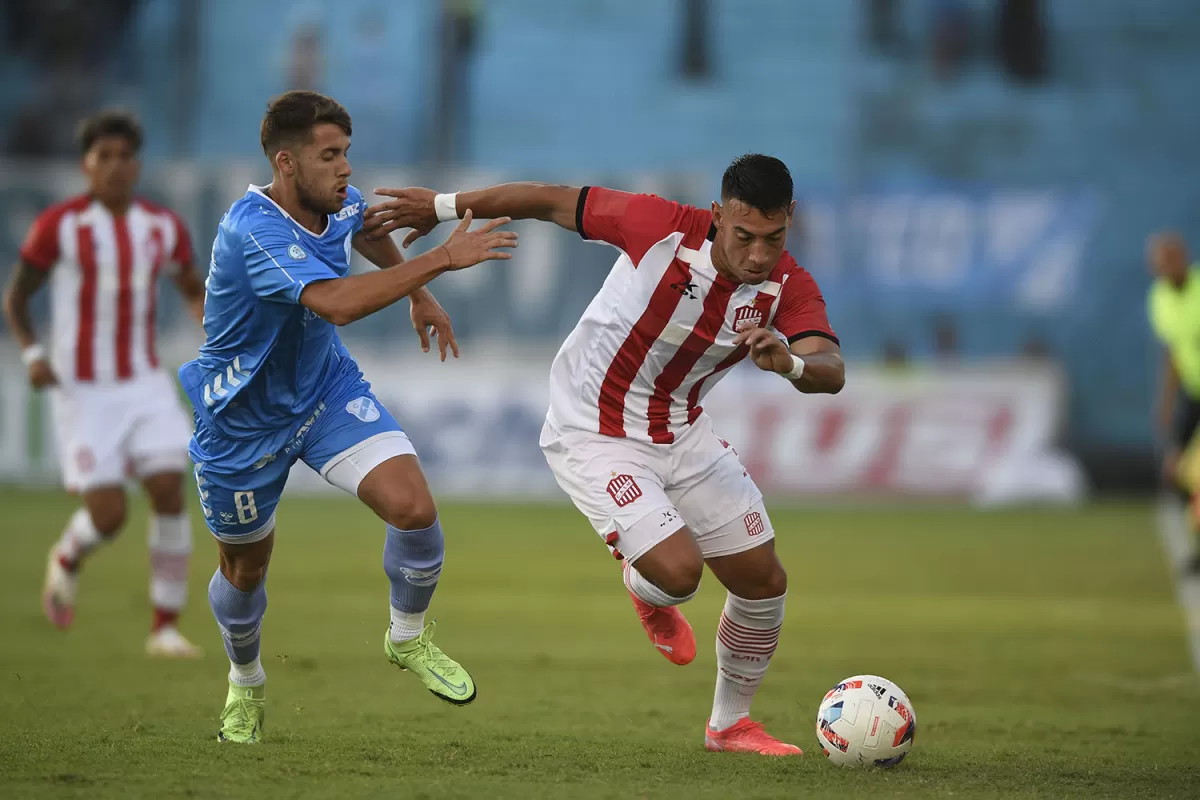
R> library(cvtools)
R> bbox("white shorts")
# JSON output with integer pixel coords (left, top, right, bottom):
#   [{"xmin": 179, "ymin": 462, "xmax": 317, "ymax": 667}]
[
  {"xmin": 540, "ymin": 413, "xmax": 774, "ymax": 562},
  {"xmin": 51, "ymin": 371, "xmax": 192, "ymax": 492}
]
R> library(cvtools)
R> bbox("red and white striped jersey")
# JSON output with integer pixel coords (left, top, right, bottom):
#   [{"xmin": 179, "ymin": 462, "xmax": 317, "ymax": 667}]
[
  {"xmin": 19, "ymin": 195, "xmax": 194, "ymax": 384},
  {"xmin": 547, "ymin": 187, "xmax": 837, "ymax": 444}
]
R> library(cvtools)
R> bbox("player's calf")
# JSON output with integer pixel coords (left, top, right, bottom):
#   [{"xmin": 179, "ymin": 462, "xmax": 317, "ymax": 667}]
[
  {"xmin": 620, "ymin": 530, "xmax": 702, "ymax": 666},
  {"xmin": 42, "ymin": 491, "xmax": 127, "ymax": 631}
]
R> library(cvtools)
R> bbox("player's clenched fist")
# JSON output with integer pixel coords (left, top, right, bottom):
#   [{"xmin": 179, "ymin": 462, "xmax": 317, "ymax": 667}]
[
  {"xmin": 435, "ymin": 210, "xmax": 518, "ymax": 271},
  {"xmin": 733, "ymin": 325, "xmax": 793, "ymax": 375},
  {"xmin": 27, "ymin": 357, "xmax": 58, "ymax": 389},
  {"xmin": 363, "ymin": 187, "xmax": 438, "ymax": 246}
]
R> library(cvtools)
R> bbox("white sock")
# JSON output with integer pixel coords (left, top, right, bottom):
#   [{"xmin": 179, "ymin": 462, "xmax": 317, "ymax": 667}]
[
  {"xmin": 229, "ymin": 657, "xmax": 266, "ymax": 687},
  {"xmin": 149, "ymin": 513, "xmax": 192, "ymax": 612},
  {"xmin": 710, "ymin": 592, "xmax": 786, "ymax": 732},
  {"xmin": 55, "ymin": 508, "xmax": 105, "ymax": 568},
  {"xmin": 389, "ymin": 607, "xmax": 426, "ymax": 643},
  {"xmin": 623, "ymin": 563, "xmax": 696, "ymax": 607}
]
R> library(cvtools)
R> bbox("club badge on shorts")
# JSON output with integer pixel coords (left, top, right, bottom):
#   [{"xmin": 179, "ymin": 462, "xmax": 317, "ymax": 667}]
[{"xmin": 346, "ymin": 396, "xmax": 380, "ymax": 423}]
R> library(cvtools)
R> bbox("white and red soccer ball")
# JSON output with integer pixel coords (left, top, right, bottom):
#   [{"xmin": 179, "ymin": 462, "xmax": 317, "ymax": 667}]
[{"xmin": 816, "ymin": 675, "xmax": 916, "ymax": 768}]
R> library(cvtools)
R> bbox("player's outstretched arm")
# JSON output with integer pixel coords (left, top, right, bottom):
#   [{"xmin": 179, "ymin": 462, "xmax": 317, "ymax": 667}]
[
  {"xmin": 300, "ymin": 211, "xmax": 516, "ymax": 326},
  {"xmin": 351, "ymin": 230, "xmax": 460, "ymax": 360},
  {"xmin": 364, "ymin": 184, "xmax": 581, "ymax": 247},
  {"xmin": 734, "ymin": 326, "xmax": 845, "ymax": 395}
]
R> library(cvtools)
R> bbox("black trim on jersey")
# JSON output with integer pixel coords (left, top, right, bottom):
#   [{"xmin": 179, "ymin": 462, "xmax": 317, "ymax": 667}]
[
  {"xmin": 707, "ymin": 223, "xmax": 716, "ymax": 241},
  {"xmin": 787, "ymin": 330, "xmax": 840, "ymax": 346},
  {"xmin": 576, "ymin": 186, "xmax": 592, "ymax": 240}
]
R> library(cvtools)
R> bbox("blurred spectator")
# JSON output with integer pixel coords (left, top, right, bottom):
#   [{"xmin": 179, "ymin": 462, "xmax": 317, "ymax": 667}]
[
  {"xmin": 680, "ymin": 0, "xmax": 711, "ymax": 80},
  {"xmin": 6, "ymin": 107, "xmax": 55, "ymax": 158},
  {"xmin": 866, "ymin": 0, "xmax": 902, "ymax": 53},
  {"xmin": 882, "ymin": 339, "xmax": 910, "ymax": 370},
  {"xmin": 1020, "ymin": 336, "xmax": 1052, "ymax": 361},
  {"xmin": 341, "ymin": 6, "xmax": 402, "ymax": 165},
  {"xmin": 930, "ymin": 0, "xmax": 972, "ymax": 80},
  {"xmin": 996, "ymin": 0, "xmax": 1047, "ymax": 83},
  {"xmin": 932, "ymin": 314, "xmax": 960, "ymax": 362},
  {"xmin": 286, "ymin": 23, "xmax": 324, "ymax": 92},
  {"xmin": 432, "ymin": 0, "xmax": 480, "ymax": 165}
]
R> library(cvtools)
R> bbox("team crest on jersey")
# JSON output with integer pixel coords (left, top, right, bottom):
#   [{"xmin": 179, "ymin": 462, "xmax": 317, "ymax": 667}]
[
  {"xmin": 346, "ymin": 396, "xmax": 380, "ymax": 423},
  {"xmin": 733, "ymin": 304, "xmax": 765, "ymax": 332},
  {"xmin": 606, "ymin": 474, "xmax": 643, "ymax": 507},
  {"xmin": 287, "ymin": 244, "xmax": 308, "ymax": 261}
]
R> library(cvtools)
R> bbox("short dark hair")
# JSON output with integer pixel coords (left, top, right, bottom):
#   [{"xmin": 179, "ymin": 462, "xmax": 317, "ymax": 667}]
[
  {"xmin": 260, "ymin": 91, "xmax": 352, "ymax": 157},
  {"xmin": 720, "ymin": 154, "xmax": 793, "ymax": 213},
  {"xmin": 77, "ymin": 110, "xmax": 143, "ymax": 155}
]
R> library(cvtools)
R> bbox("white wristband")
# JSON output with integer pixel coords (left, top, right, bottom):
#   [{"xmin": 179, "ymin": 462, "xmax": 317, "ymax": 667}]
[
  {"xmin": 782, "ymin": 354, "xmax": 805, "ymax": 381},
  {"xmin": 21, "ymin": 344, "xmax": 47, "ymax": 366},
  {"xmin": 433, "ymin": 193, "xmax": 460, "ymax": 223}
]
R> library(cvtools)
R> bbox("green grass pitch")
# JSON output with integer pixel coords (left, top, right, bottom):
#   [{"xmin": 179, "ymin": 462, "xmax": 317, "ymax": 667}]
[{"xmin": 1, "ymin": 488, "xmax": 1198, "ymax": 799}]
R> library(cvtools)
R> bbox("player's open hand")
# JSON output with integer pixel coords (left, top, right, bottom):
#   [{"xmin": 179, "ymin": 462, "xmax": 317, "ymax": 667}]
[
  {"xmin": 27, "ymin": 358, "xmax": 58, "ymax": 389},
  {"xmin": 410, "ymin": 292, "xmax": 460, "ymax": 361},
  {"xmin": 438, "ymin": 210, "xmax": 518, "ymax": 271},
  {"xmin": 364, "ymin": 188, "xmax": 439, "ymax": 246},
  {"xmin": 733, "ymin": 326, "xmax": 793, "ymax": 374}
]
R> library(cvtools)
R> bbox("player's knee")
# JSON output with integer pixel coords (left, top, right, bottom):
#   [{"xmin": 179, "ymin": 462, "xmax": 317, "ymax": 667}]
[
  {"xmin": 223, "ymin": 561, "xmax": 267, "ymax": 592},
  {"xmin": 655, "ymin": 558, "xmax": 704, "ymax": 599},
  {"xmin": 762, "ymin": 563, "xmax": 788, "ymax": 597},
  {"xmin": 86, "ymin": 493, "xmax": 127, "ymax": 537},
  {"xmin": 145, "ymin": 474, "xmax": 185, "ymax": 515},
  {"xmin": 379, "ymin": 490, "xmax": 438, "ymax": 531}
]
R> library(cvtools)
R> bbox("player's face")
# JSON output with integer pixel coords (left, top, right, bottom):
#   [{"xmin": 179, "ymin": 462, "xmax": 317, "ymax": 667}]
[
  {"xmin": 82, "ymin": 135, "xmax": 139, "ymax": 204},
  {"xmin": 711, "ymin": 199, "xmax": 794, "ymax": 284},
  {"xmin": 291, "ymin": 123, "xmax": 352, "ymax": 215}
]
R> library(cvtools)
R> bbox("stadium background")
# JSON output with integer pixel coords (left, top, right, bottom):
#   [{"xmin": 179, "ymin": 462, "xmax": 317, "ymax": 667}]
[{"xmin": 2, "ymin": 2, "xmax": 1199, "ymax": 798}]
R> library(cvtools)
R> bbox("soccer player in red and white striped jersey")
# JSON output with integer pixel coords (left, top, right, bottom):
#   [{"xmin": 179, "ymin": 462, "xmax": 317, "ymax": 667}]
[
  {"xmin": 366, "ymin": 155, "xmax": 845, "ymax": 755},
  {"xmin": 2, "ymin": 111, "xmax": 207, "ymax": 657}
]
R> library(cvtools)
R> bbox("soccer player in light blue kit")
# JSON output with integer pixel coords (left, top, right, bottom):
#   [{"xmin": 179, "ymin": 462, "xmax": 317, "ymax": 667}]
[{"xmin": 180, "ymin": 91, "xmax": 517, "ymax": 743}]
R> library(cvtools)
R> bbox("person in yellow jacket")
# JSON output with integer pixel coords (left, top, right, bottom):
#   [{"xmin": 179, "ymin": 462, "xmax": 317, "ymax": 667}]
[{"xmin": 1147, "ymin": 232, "xmax": 1200, "ymax": 572}]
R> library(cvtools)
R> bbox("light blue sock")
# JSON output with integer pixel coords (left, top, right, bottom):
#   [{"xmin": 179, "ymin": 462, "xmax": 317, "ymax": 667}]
[
  {"xmin": 208, "ymin": 569, "xmax": 267, "ymax": 670},
  {"xmin": 383, "ymin": 518, "xmax": 444, "ymax": 638}
]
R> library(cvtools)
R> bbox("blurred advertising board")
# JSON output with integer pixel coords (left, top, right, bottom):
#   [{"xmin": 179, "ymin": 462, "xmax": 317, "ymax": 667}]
[{"xmin": 0, "ymin": 353, "xmax": 1083, "ymax": 506}]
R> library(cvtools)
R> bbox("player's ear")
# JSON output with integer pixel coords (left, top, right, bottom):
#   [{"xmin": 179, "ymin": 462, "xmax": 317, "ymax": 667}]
[
  {"xmin": 787, "ymin": 200, "xmax": 796, "ymax": 223},
  {"xmin": 711, "ymin": 201, "xmax": 722, "ymax": 227}
]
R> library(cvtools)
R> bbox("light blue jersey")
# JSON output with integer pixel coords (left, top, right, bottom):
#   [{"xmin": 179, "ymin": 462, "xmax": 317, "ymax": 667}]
[
  {"xmin": 181, "ymin": 184, "xmax": 409, "ymax": 540},
  {"xmin": 180, "ymin": 184, "xmax": 367, "ymax": 447}
]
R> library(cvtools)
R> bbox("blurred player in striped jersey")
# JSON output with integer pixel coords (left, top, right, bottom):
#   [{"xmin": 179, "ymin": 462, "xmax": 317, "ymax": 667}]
[
  {"xmin": 366, "ymin": 155, "xmax": 846, "ymax": 755},
  {"xmin": 2, "ymin": 111, "xmax": 206, "ymax": 656}
]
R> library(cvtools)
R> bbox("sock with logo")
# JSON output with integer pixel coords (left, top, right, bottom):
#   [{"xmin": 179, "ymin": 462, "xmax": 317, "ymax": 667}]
[
  {"xmin": 384, "ymin": 519, "xmax": 444, "ymax": 643},
  {"xmin": 709, "ymin": 592, "xmax": 786, "ymax": 731},
  {"xmin": 208, "ymin": 569, "xmax": 267, "ymax": 686}
]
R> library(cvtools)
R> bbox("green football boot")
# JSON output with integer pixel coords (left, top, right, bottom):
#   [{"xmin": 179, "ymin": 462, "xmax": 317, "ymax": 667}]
[{"xmin": 384, "ymin": 621, "xmax": 476, "ymax": 705}]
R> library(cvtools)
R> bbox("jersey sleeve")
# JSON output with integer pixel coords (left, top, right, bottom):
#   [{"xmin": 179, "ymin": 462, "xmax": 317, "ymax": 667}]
[
  {"xmin": 19, "ymin": 208, "xmax": 62, "ymax": 271},
  {"xmin": 575, "ymin": 186, "xmax": 695, "ymax": 265},
  {"xmin": 772, "ymin": 266, "xmax": 838, "ymax": 344},
  {"xmin": 243, "ymin": 218, "xmax": 340, "ymax": 304}
]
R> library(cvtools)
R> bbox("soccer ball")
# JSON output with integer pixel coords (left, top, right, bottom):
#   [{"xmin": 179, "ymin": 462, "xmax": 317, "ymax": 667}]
[{"xmin": 815, "ymin": 675, "xmax": 916, "ymax": 768}]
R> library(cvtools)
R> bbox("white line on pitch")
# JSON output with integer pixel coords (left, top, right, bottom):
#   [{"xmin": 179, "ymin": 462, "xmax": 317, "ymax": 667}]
[{"xmin": 1154, "ymin": 496, "xmax": 1200, "ymax": 673}]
